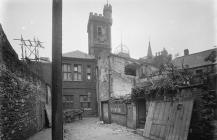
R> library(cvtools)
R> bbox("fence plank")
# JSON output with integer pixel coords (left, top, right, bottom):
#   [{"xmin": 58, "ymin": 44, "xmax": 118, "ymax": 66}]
[
  {"xmin": 144, "ymin": 101, "xmax": 155, "ymax": 137},
  {"xmin": 183, "ymin": 100, "xmax": 194, "ymax": 140}
]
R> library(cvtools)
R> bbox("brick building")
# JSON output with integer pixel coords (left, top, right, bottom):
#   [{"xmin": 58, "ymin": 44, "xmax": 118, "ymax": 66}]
[
  {"xmin": 173, "ymin": 48, "xmax": 217, "ymax": 87},
  {"xmin": 62, "ymin": 50, "xmax": 97, "ymax": 116}
]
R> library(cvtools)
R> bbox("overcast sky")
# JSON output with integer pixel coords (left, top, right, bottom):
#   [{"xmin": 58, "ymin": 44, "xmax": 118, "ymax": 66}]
[{"xmin": 0, "ymin": 0, "xmax": 216, "ymax": 59}]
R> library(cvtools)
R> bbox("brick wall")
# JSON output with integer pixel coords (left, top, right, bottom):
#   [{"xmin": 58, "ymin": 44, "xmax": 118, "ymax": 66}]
[{"xmin": 62, "ymin": 57, "xmax": 97, "ymax": 116}]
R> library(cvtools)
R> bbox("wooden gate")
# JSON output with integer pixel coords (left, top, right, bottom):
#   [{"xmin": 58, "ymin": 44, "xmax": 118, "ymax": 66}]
[
  {"xmin": 127, "ymin": 103, "xmax": 134, "ymax": 128},
  {"xmin": 143, "ymin": 99, "xmax": 194, "ymax": 140},
  {"xmin": 102, "ymin": 102, "xmax": 109, "ymax": 123}
]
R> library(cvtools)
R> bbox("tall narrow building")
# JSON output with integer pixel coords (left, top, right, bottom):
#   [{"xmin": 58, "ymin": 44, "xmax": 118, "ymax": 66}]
[{"xmin": 87, "ymin": 4, "xmax": 112, "ymax": 57}]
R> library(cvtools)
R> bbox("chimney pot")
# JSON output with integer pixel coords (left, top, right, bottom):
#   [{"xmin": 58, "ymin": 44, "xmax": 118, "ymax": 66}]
[{"xmin": 184, "ymin": 49, "xmax": 189, "ymax": 56}]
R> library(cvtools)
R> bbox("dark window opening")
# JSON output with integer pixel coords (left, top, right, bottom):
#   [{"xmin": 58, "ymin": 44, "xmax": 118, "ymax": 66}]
[
  {"xmin": 63, "ymin": 95, "xmax": 74, "ymax": 109},
  {"xmin": 80, "ymin": 94, "xmax": 91, "ymax": 109},
  {"xmin": 125, "ymin": 64, "xmax": 137, "ymax": 76},
  {"xmin": 97, "ymin": 27, "xmax": 102, "ymax": 36},
  {"xmin": 195, "ymin": 69, "xmax": 203, "ymax": 75}
]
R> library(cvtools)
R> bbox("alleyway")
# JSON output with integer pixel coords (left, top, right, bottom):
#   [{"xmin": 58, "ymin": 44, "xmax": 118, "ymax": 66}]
[{"xmin": 28, "ymin": 117, "xmax": 145, "ymax": 140}]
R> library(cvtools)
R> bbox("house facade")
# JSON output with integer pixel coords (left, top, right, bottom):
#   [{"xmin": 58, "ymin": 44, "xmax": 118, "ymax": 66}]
[
  {"xmin": 62, "ymin": 50, "xmax": 97, "ymax": 116},
  {"xmin": 173, "ymin": 48, "xmax": 217, "ymax": 88}
]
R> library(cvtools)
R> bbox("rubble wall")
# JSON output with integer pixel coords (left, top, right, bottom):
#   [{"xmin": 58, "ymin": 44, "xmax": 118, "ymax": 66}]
[{"xmin": 0, "ymin": 25, "xmax": 46, "ymax": 140}]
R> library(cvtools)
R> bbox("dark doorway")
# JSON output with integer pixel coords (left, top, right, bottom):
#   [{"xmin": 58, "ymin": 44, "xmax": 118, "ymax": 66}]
[{"xmin": 137, "ymin": 100, "xmax": 146, "ymax": 128}]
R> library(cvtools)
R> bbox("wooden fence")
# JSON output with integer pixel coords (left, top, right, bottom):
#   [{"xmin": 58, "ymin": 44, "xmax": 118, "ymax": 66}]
[{"xmin": 143, "ymin": 90, "xmax": 194, "ymax": 140}]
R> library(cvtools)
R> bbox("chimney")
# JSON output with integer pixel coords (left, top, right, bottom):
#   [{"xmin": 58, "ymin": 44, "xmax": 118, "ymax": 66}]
[{"xmin": 184, "ymin": 49, "xmax": 189, "ymax": 56}]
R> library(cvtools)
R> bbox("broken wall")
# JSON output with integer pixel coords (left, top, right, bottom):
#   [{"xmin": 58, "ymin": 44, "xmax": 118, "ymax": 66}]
[
  {"xmin": 111, "ymin": 72, "xmax": 135, "ymax": 98},
  {"xmin": 110, "ymin": 55, "xmax": 136, "ymax": 98}
]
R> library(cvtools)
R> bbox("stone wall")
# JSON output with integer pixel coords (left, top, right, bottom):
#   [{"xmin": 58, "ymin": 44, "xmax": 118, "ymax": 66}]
[
  {"xmin": 98, "ymin": 52, "xmax": 110, "ymax": 101},
  {"xmin": 111, "ymin": 72, "xmax": 135, "ymax": 98},
  {"xmin": 97, "ymin": 52, "xmax": 137, "ymax": 122},
  {"xmin": 0, "ymin": 24, "xmax": 47, "ymax": 140}
]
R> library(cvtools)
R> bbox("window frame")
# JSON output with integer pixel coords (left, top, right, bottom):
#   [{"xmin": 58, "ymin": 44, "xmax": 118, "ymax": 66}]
[
  {"xmin": 73, "ymin": 64, "xmax": 82, "ymax": 81},
  {"xmin": 63, "ymin": 95, "xmax": 74, "ymax": 109},
  {"xmin": 62, "ymin": 63, "xmax": 72, "ymax": 81},
  {"xmin": 86, "ymin": 65, "xmax": 91, "ymax": 80},
  {"xmin": 97, "ymin": 26, "xmax": 102, "ymax": 36},
  {"xmin": 80, "ymin": 94, "xmax": 91, "ymax": 109}
]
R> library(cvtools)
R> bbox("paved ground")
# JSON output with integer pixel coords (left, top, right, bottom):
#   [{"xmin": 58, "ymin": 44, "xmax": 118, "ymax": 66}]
[{"xmin": 28, "ymin": 117, "xmax": 145, "ymax": 140}]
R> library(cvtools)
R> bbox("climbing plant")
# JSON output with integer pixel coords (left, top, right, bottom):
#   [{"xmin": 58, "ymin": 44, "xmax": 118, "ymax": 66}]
[
  {"xmin": 131, "ymin": 61, "xmax": 217, "ymax": 139},
  {"xmin": 0, "ymin": 69, "xmax": 44, "ymax": 140},
  {"xmin": 188, "ymin": 88, "xmax": 217, "ymax": 140},
  {"xmin": 131, "ymin": 62, "xmax": 192, "ymax": 100}
]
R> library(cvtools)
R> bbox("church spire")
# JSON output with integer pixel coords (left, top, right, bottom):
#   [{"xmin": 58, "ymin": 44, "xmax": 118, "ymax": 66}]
[{"xmin": 147, "ymin": 40, "xmax": 153, "ymax": 58}]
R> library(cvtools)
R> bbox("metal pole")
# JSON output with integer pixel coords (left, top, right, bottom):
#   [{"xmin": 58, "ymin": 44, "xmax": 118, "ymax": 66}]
[{"xmin": 52, "ymin": 0, "xmax": 63, "ymax": 140}]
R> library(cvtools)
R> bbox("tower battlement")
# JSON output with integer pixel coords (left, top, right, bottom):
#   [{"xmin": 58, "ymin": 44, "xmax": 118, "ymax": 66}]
[
  {"xmin": 87, "ymin": 3, "xmax": 112, "ymax": 57},
  {"xmin": 103, "ymin": 4, "xmax": 112, "ymax": 11},
  {"xmin": 88, "ymin": 12, "xmax": 112, "ymax": 25}
]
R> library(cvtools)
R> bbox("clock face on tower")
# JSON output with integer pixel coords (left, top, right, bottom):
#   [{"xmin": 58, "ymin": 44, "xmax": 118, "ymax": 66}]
[{"xmin": 96, "ymin": 26, "xmax": 107, "ymax": 43}]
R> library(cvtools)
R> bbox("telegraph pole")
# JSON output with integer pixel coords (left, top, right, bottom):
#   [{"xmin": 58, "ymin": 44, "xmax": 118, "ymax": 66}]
[{"xmin": 52, "ymin": 0, "xmax": 63, "ymax": 140}]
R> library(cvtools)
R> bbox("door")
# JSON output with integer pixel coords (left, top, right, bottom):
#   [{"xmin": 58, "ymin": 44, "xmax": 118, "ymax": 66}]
[
  {"xmin": 137, "ymin": 100, "xmax": 146, "ymax": 128},
  {"xmin": 127, "ymin": 103, "xmax": 134, "ymax": 128},
  {"xmin": 102, "ymin": 102, "xmax": 109, "ymax": 123}
]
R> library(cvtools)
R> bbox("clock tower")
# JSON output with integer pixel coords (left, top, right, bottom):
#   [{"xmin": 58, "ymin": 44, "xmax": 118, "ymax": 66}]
[{"xmin": 87, "ymin": 3, "xmax": 112, "ymax": 57}]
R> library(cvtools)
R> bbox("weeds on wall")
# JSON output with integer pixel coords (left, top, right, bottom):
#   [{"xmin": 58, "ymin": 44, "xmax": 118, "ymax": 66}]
[
  {"xmin": 131, "ymin": 62, "xmax": 192, "ymax": 100},
  {"xmin": 0, "ymin": 69, "xmax": 42, "ymax": 140}
]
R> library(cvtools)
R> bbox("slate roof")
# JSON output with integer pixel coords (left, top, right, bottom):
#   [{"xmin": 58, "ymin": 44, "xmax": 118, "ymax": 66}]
[
  {"xmin": 62, "ymin": 50, "xmax": 95, "ymax": 59},
  {"xmin": 173, "ymin": 48, "xmax": 217, "ymax": 69}
]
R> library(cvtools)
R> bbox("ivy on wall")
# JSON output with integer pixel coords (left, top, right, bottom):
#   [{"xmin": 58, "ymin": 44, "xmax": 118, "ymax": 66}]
[
  {"xmin": 0, "ymin": 69, "xmax": 44, "ymax": 140},
  {"xmin": 188, "ymin": 88, "xmax": 217, "ymax": 140},
  {"xmin": 131, "ymin": 62, "xmax": 192, "ymax": 100},
  {"xmin": 131, "ymin": 62, "xmax": 217, "ymax": 139},
  {"xmin": 0, "ymin": 25, "xmax": 46, "ymax": 139}
]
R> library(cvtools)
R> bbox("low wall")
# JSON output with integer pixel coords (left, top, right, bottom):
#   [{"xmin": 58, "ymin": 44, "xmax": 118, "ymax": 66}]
[{"xmin": 110, "ymin": 101, "xmax": 136, "ymax": 129}]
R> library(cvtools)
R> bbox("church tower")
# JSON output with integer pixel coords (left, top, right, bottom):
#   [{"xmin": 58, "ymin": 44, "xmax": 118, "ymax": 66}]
[
  {"xmin": 147, "ymin": 41, "xmax": 153, "ymax": 58},
  {"xmin": 87, "ymin": 3, "xmax": 112, "ymax": 57}
]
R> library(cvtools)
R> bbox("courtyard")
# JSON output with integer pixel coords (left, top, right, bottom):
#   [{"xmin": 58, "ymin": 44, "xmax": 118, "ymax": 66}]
[{"xmin": 28, "ymin": 117, "xmax": 145, "ymax": 140}]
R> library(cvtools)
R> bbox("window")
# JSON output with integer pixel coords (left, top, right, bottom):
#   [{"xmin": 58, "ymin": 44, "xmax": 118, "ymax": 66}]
[
  {"xmin": 74, "ymin": 64, "xmax": 82, "ymax": 81},
  {"xmin": 207, "ymin": 65, "xmax": 214, "ymax": 73},
  {"xmin": 63, "ymin": 95, "xmax": 74, "ymax": 109},
  {"xmin": 97, "ymin": 26, "xmax": 102, "ymax": 36},
  {"xmin": 80, "ymin": 93, "xmax": 91, "ymax": 109},
  {"xmin": 110, "ymin": 102, "xmax": 126, "ymax": 115},
  {"xmin": 62, "ymin": 64, "xmax": 72, "ymax": 81},
  {"xmin": 87, "ymin": 65, "xmax": 91, "ymax": 80},
  {"xmin": 196, "ymin": 69, "xmax": 203, "ymax": 75}
]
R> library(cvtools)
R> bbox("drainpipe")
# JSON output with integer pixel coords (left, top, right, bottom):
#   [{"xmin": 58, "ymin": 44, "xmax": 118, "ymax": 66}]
[
  {"xmin": 96, "ymin": 65, "xmax": 101, "ymax": 120},
  {"xmin": 108, "ymin": 54, "xmax": 111, "ymax": 123}
]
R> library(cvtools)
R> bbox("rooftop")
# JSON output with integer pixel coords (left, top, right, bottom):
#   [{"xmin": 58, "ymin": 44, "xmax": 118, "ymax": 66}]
[
  {"xmin": 173, "ymin": 48, "xmax": 217, "ymax": 69},
  {"xmin": 62, "ymin": 50, "xmax": 95, "ymax": 59}
]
